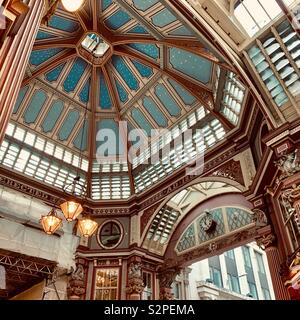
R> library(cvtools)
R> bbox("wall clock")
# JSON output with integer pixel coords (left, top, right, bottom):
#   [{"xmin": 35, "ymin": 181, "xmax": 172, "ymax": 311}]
[{"xmin": 199, "ymin": 211, "xmax": 217, "ymax": 233}]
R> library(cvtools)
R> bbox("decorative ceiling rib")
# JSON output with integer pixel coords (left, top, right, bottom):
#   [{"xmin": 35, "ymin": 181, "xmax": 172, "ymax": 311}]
[{"xmin": 2, "ymin": 0, "xmax": 248, "ymax": 200}]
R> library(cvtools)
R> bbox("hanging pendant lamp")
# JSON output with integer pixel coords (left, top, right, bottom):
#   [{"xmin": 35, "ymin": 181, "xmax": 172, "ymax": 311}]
[
  {"xmin": 61, "ymin": 0, "xmax": 85, "ymax": 12},
  {"xmin": 78, "ymin": 216, "xmax": 99, "ymax": 237},
  {"xmin": 40, "ymin": 209, "xmax": 63, "ymax": 235}
]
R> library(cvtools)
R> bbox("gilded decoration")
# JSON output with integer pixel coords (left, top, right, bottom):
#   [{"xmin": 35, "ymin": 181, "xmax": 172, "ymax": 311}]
[
  {"xmin": 275, "ymin": 149, "xmax": 300, "ymax": 181},
  {"xmin": 126, "ymin": 263, "xmax": 144, "ymax": 295}
]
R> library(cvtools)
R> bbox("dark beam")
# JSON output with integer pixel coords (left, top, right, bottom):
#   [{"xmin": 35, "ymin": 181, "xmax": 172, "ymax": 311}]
[
  {"xmin": 112, "ymin": 36, "xmax": 222, "ymax": 65},
  {"xmin": 74, "ymin": 9, "xmax": 91, "ymax": 32},
  {"xmin": 97, "ymin": 20, "xmax": 117, "ymax": 44},
  {"xmin": 33, "ymin": 36, "xmax": 80, "ymax": 50},
  {"xmin": 102, "ymin": 65, "xmax": 136, "ymax": 195},
  {"xmin": 86, "ymin": 66, "xmax": 98, "ymax": 198},
  {"xmin": 91, "ymin": 0, "xmax": 100, "ymax": 32}
]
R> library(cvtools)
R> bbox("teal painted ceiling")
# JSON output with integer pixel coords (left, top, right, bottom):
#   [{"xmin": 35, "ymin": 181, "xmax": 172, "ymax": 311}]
[{"xmin": 7, "ymin": 0, "xmax": 247, "ymax": 199}]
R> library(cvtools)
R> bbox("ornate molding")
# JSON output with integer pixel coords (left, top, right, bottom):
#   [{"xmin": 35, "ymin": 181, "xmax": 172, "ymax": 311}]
[
  {"xmin": 212, "ymin": 159, "xmax": 244, "ymax": 186},
  {"xmin": 164, "ymin": 227, "xmax": 267, "ymax": 269},
  {"xmin": 0, "ymin": 175, "xmax": 59, "ymax": 203},
  {"xmin": 252, "ymin": 209, "xmax": 268, "ymax": 227},
  {"xmin": 157, "ymin": 267, "xmax": 181, "ymax": 290},
  {"xmin": 256, "ymin": 233, "xmax": 276, "ymax": 250},
  {"xmin": 282, "ymin": 184, "xmax": 300, "ymax": 204},
  {"xmin": 95, "ymin": 259, "xmax": 121, "ymax": 267},
  {"xmin": 274, "ymin": 149, "xmax": 300, "ymax": 181},
  {"xmin": 126, "ymin": 262, "xmax": 144, "ymax": 295},
  {"xmin": 92, "ymin": 208, "xmax": 130, "ymax": 216}
]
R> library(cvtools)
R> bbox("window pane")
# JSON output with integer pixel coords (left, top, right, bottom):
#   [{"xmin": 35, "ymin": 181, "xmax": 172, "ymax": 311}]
[{"xmin": 95, "ymin": 268, "xmax": 119, "ymax": 300}]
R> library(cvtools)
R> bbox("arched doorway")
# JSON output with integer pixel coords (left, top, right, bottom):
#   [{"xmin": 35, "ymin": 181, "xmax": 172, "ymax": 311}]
[{"xmin": 142, "ymin": 179, "xmax": 288, "ymax": 300}]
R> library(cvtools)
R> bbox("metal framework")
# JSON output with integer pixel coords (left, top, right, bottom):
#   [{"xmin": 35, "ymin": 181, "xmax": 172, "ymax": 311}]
[{"xmin": 0, "ymin": 251, "xmax": 56, "ymax": 278}]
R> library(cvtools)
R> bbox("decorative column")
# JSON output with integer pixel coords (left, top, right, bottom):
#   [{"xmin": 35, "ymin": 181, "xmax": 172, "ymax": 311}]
[
  {"xmin": 126, "ymin": 260, "xmax": 144, "ymax": 300},
  {"xmin": 256, "ymin": 233, "xmax": 290, "ymax": 300},
  {"xmin": 157, "ymin": 267, "xmax": 181, "ymax": 300},
  {"xmin": 284, "ymin": 184, "xmax": 300, "ymax": 223},
  {"xmin": 67, "ymin": 260, "xmax": 87, "ymax": 300},
  {"xmin": 0, "ymin": 0, "xmax": 46, "ymax": 142},
  {"xmin": 281, "ymin": 251, "xmax": 300, "ymax": 300}
]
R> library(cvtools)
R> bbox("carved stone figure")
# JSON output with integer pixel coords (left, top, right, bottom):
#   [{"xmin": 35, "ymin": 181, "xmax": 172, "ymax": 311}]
[
  {"xmin": 128, "ymin": 262, "xmax": 142, "ymax": 279},
  {"xmin": 67, "ymin": 264, "xmax": 86, "ymax": 300},
  {"xmin": 290, "ymin": 252, "xmax": 300, "ymax": 269},
  {"xmin": 252, "ymin": 209, "xmax": 268, "ymax": 227},
  {"xmin": 157, "ymin": 267, "xmax": 181, "ymax": 289},
  {"xmin": 72, "ymin": 265, "xmax": 85, "ymax": 281},
  {"xmin": 126, "ymin": 262, "xmax": 144, "ymax": 296},
  {"xmin": 275, "ymin": 149, "xmax": 300, "ymax": 179},
  {"xmin": 126, "ymin": 277, "xmax": 145, "ymax": 295}
]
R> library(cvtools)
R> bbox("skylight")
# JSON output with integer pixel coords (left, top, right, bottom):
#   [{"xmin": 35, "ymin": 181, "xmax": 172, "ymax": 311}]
[
  {"xmin": 234, "ymin": 0, "xmax": 295, "ymax": 37},
  {"xmin": 81, "ymin": 33, "xmax": 110, "ymax": 57}
]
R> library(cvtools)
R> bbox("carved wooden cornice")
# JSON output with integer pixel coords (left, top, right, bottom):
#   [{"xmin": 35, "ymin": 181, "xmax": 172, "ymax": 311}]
[
  {"xmin": 162, "ymin": 225, "xmax": 272, "ymax": 269},
  {"xmin": 157, "ymin": 267, "xmax": 182, "ymax": 289},
  {"xmin": 256, "ymin": 233, "xmax": 276, "ymax": 250}
]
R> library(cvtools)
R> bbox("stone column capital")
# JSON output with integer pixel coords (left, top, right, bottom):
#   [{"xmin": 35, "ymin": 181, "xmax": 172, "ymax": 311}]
[
  {"xmin": 157, "ymin": 267, "xmax": 181, "ymax": 289},
  {"xmin": 126, "ymin": 277, "xmax": 145, "ymax": 295},
  {"xmin": 67, "ymin": 263, "xmax": 86, "ymax": 300},
  {"xmin": 126, "ymin": 261, "xmax": 145, "ymax": 297},
  {"xmin": 274, "ymin": 149, "xmax": 300, "ymax": 181}
]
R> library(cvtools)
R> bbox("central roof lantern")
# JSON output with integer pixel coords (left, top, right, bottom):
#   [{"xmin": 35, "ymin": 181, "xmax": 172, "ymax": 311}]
[{"xmin": 77, "ymin": 32, "xmax": 112, "ymax": 66}]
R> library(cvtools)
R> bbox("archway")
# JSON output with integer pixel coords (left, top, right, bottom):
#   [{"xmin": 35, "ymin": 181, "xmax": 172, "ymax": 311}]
[
  {"xmin": 141, "ymin": 179, "xmax": 290, "ymax": 300},
  {"xmin": 141, "ymin": 178, "xmax": 247, "ymax": 255}
]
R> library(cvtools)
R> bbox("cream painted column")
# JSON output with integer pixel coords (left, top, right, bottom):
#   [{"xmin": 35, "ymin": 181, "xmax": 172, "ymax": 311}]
[
  {"xmin": 256, "ymin": 234, "xmax": 290, "ymax": 300},
  {"xmin": 0, "ymin": 0, "xmax": 46, "ymax": 142}
]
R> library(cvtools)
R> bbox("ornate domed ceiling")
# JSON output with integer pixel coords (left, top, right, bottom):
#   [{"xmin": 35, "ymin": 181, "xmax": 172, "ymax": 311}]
[{"xmin": 1, "ymin": 0, "xmax": 248, "ymax": 201}]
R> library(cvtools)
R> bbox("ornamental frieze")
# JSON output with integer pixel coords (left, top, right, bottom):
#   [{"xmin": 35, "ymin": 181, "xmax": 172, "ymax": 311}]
[
  {"xmin": 0, "ymin": 175, "xmax": 59, "ymax": 203},
  {"xmin": 92, "ymin": 208, "xmax": 130, "ymax": 215},
  {"xmin": 163, "ymin": 227, "xmax": 264, "ymax": 269},
  {"xmin": 140, "ymin": 203, "xmax": 161, "ymax": 235},
  {"xmin": 256, "ymin": 233, "xmax": 276, "ymax": 250},
  {"xmin": 211, "ymin": 159, "xmax": 244, "ymax": 186},
  {"xmin": 95, "ymin": 259, "xmax": 121, "ymax": 267}
]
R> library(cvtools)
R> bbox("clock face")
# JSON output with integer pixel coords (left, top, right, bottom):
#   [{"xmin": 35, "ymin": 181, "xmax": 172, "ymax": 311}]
[{"xmin": 200, "ymin": 214, "xmax": 216, "ymax": 233}]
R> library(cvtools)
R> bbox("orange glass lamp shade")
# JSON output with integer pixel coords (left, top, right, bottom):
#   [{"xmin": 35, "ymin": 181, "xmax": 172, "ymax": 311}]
[
  {"xmin": 78, "ymin": 218, "xmax": 98, "ymax": 237},
  {"xmin": 40, "ymin": 210, "xmax": 62, "ymax": 235},
  {"xmin": 61, "ymin": 0, "xmax": 85, "ymax": 12},
  {"xmin": 60, "ymin": 200, "xmax": 83, "ymax": 222}
]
